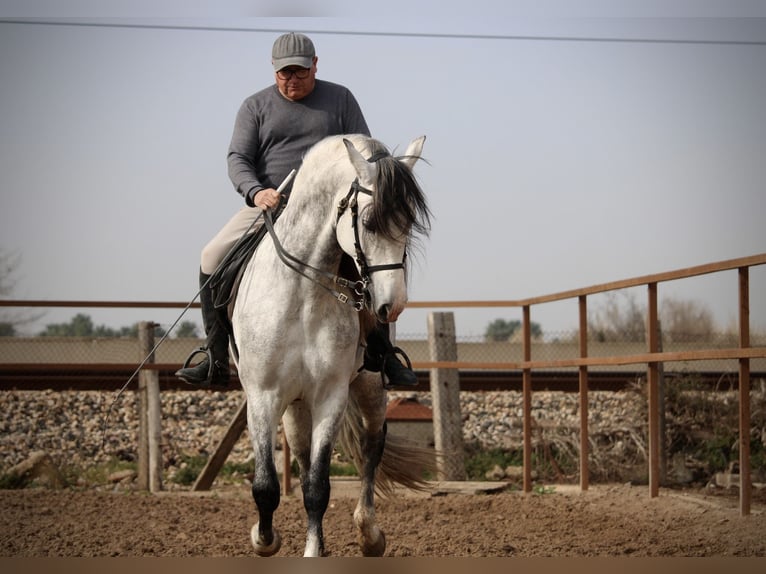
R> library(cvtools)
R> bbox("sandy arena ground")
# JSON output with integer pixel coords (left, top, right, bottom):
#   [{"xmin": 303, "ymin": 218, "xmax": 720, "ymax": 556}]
[{"xmin": 1, "ymin": 480, "xmax": 764, "ymax": 557}]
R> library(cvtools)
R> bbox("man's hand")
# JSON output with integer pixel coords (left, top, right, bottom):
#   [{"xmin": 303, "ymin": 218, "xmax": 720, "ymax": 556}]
[{"xmin": 254, "ymin": 188, "xmax": 281, "ymax": 210}]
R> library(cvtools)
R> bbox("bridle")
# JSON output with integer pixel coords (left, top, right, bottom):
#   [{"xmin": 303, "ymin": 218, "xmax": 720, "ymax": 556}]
[
  {"xmin": 336, "ymin": 180, "xmax": 407, "ymax": 274},
  {"xmin": 263, "ymin": 151, "xmax": 406, "ymax": 312}
]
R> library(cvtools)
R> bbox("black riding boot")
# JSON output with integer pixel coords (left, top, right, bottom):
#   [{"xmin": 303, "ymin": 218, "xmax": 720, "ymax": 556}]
[
  {"xmin": 364, "ymin": 322, "xmax": 418, "ymax": 388},
  {"xmin": 175, "ymin": 270, "xmax": 230, "ymax": 388}
]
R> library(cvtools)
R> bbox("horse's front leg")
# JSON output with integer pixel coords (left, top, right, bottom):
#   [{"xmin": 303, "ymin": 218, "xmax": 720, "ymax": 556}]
[
  {"xmin": 302, "ymin": 440, "xmax": 333, "ymax": 557},
  {"xmin": 247, "ymin": 401, "xmax": 282, "ymax": 557},
  {"xmin": 301, "ymin": 395, "xmax": 348, "ymax": 557},
  {"xmin": 283, "ymin": 399, "xmax": 326, "ymax": 552}
]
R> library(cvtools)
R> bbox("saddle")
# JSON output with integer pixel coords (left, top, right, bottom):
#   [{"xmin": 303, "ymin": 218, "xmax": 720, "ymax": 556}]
[{"xmin": 207, "ymin": 211, "xmax": 273, "ymax": 361}]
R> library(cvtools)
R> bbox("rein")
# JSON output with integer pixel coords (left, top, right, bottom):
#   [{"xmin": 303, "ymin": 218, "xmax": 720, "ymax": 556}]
[
  {"xmin": 263, "ymin": 208, "xmax": 367, "ymax": 311},
  {"xmin": 264, "ymin": 150, "xmax": 406, "ymax": 312}
]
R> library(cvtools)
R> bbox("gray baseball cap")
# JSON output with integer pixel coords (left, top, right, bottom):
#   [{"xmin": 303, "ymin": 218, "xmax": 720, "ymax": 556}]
[{"xmin": 272, "ymin": 32, "xmax": 315, "ymax": 71}]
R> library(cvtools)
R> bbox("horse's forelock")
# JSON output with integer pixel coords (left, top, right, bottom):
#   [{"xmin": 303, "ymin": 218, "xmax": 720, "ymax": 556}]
[{"xmin": 365, "ymin": 153, "xmax": 431, "ymax": 241}]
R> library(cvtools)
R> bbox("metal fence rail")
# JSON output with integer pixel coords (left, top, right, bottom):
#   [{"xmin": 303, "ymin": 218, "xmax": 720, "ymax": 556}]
[{"xmin": 409, "ymin": 253, "xmax": 766, "ymax": 515}]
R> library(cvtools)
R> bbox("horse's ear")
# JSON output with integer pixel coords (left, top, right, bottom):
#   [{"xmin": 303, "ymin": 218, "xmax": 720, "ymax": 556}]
[
  {"xmin": 400, "ymin": 135, "xmax": 426, "ymax": 170},
  {"xmin": 343, "ymin": 138, "xmax": 377, "ymax": 187}
]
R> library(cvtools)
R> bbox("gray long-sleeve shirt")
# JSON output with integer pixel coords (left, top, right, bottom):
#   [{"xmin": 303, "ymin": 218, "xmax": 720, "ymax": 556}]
[{"xmin": 227, "ymin": 79, "xmax": 370, "ymax": 206}]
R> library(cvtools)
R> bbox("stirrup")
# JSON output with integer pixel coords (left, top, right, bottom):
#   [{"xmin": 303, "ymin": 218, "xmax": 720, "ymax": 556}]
[
  {"xmin": 177, "ymin": 347, "xmax": 227, "ymax": 388},
  {"xmin": 181, "ymin": 347, "xmax": 211, "ymax": 371},
  {"xmin": 388, "ymin": 346, "xmax": 413, "ymax": 371},
  {"xmin": 382, "ymin": 346, "xmax": 418, "ymax": 389}
]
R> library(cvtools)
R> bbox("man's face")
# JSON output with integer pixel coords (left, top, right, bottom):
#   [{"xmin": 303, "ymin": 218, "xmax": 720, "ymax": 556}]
[{"xmin": 275, "ymin": 57, "xmax": 318, "ymax": 101}]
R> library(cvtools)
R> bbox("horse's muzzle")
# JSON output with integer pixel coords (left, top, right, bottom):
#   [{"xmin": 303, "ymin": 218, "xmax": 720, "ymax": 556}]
[{"xmin": 376, "ymin": 303, "xmax": 403, "ymax": 323}]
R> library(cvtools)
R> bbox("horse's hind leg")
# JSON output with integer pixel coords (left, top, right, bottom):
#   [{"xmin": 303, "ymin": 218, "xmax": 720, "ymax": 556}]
[
  {"xmin": 354, "ymin": 424, "xmax": 387, "ymax": 556},
  {"xmin": 349, "ymin": 376, "xmax": 387, "ymax": 556}
]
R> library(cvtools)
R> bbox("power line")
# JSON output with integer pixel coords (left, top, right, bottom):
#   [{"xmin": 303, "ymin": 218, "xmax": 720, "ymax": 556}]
[{"xmin": 1, "ymin": 18, "xmax": 765, "ymax": 46}]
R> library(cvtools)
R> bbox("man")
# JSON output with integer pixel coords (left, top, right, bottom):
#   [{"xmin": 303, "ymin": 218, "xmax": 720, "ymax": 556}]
[{"xmin": 176, "ymin": 32, "xmax": 418, "ymax": 389}]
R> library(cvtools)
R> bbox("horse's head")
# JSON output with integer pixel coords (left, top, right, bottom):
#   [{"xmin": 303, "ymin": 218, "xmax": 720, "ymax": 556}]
[{"xmin": 336, "ymin": 136, "xmax": 431, "ymax": 323}]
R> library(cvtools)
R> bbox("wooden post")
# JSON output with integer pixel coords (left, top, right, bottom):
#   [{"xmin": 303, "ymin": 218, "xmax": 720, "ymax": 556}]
[
  {"xmin": 191, "ymin": 402, "xmax": 292, "ymax": 495},
  {"xmin": 647, "ymin": 284, "xmax": 660, "ymax": 498},
  {"xmin": 578, "ymin": 296, "xmax": 589, "ymax": 491},
  {"xmin": 192, "ymin": 399, "xmax": 248, "ymax": 491},
  {"xmin": 657, "ymin": 320, "xmax": 667, "ymax": 486},
  {"xmin": 138, "ymin": 321, "xmax": 162, "ymax": 492},
  {"xmin": 522, "ymin": 305, "xmax": 532, "ymax": 493},
  {"xmin": 739, "ymin": 266, "xmax": 751, "ymax": 516},
  {"xmin": 427, "ymin": 312, "xmax": 465, "ymax": 481},
  {"xmin": 137, "ymin": 356, "xmax": 148, "ymax": 491}
]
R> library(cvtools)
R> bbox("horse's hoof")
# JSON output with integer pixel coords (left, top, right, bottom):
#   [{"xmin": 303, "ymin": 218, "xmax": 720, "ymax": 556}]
[
  {"xmin": 360, "ymin": 529, "xmax": 386, "ymax": 557},
  {"xmin": 251, "ymin": 522, "xmax": 281, "ymax": 557}
]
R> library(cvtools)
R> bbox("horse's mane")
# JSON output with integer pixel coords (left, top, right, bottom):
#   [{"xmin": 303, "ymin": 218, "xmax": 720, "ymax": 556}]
[{"xmin": 362, "ymin": 139, "xmax": 432, "ymax": 242}]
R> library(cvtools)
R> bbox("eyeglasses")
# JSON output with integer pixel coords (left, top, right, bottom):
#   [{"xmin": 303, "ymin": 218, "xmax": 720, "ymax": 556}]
[{"xmin": 276, "ymin": 67, "xmax": 311, "ymax": 80}]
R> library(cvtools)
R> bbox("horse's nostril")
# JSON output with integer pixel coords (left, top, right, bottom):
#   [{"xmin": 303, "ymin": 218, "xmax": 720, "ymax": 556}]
[{"xmin": 377, "ymin": 305, "xmax": 390, "ymax": 322}]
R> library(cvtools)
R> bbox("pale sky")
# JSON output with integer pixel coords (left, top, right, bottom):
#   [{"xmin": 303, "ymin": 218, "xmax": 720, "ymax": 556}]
[{"xmin": 1, "ymin": 13, "xmax": 765, "ymax": 338}]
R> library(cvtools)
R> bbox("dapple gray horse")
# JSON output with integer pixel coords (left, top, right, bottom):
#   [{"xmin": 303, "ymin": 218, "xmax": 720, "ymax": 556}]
[{"xmin": 232, "ymin": 134, "xmax": 433, "ymax": 557}]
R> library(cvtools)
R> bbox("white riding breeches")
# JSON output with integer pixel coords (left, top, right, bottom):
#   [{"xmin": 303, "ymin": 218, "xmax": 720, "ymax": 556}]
[{"xmin": 200, "ymin": 206, "xmax": 265, "ymax": 275}]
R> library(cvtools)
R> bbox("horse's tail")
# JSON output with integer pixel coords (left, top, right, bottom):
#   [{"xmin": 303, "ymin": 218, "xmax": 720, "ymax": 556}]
[
  {"xmin": 375, "ymin": 426, "xmax": 439, "ymax": 496},
  {"xmin": 338, "ymin": 378, "xmax": 439, "ymax": 497}
]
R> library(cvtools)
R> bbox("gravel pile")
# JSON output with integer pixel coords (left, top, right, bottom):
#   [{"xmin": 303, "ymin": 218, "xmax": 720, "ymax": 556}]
[{"xmin": 0, "ymin": 388, "xmax": 648, "ymax": 478}]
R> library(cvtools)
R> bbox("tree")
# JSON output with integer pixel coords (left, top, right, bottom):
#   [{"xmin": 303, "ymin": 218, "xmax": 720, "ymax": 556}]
[
  {"xmin": 484, "ymin": 318, "xmax": 542, "ymax": 342},
  {"xmin": 0, "ymin": 248, "xmax": 19, "ymax": 298},
  {"xmin": 660, "ymin": 297, "xmax": 715, "ymax": 342},
  {"xmin": 589, "ymin": 292, "xmax": 646, "ymax": 342},
  {"xmin": 39, "ymin": 313, "xmax": 96, "ymax": 337},
  {"xmin": 174, "ymin": 321, "xmax": 199, "ymax": 338},
  {"xmin": 37, "ymin": 313, "xmax": 166, "ymax": 338},
  {"xmin": 588, "ymin": 292, "xmax": 717, "ymax": 343},
  {"xmin": 0, "ymin": 248, "xmax": 43, "ymax": 336}
]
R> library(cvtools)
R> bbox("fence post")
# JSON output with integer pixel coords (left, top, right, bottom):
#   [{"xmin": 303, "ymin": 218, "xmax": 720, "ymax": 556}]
[
  {"xmin": 137, "ymin": 353, "xmax": 148, "ymax": 491},
  {"xmin": 739, "ymin": 266, "xmax": 751, "ymax": 516},
  {"xmin": 578, "ymin": 296, "xmax": 589, "ymax": 491},
  {"xmin": 647, "ymin": 284, "xmax": 660, "ymax": 498},
  {"xmin": 138, "ymin": 321, "xmax": 162, "ymax": 492},
  {"xmin": 427, "ymin": 312, "xmax": 465, "ymax": 481},
  {"xmin": 657, "ymin": 321, "xmax": 667, "ymax": 486},
  {"xmin": 522, "ymin": 305, "xmax": 532, "ymax": 493}
]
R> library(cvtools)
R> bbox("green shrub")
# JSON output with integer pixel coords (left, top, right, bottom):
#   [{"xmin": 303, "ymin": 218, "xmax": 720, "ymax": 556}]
[
  {"xmin": 66, "ymin": 457, "xmax": 137, "ymax": 487},
  {"xmin": 0, "ymin": 471, "xmax": 26, "ymax": 489},
  {"xmin": 464, "ymin": 447, "xmax": 521, "ymax": 480},
  {"xmin": 330, "ymin": 461, "xmax": 358, "ymax": 476},
  {"xmin": 171, "ymin": 454, "xmax": 207, "ymax": 486}
]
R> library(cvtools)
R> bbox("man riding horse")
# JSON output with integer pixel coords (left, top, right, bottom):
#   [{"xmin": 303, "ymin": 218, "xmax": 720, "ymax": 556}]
[{"xmin": 176, "ymin": 32, "xmax": 418, "ymax": 389}]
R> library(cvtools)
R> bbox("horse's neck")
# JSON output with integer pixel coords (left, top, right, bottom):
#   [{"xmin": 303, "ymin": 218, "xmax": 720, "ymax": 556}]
[{"xmin": 274, "ymin": 192, "xmax": 339, "ymax": 269}]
